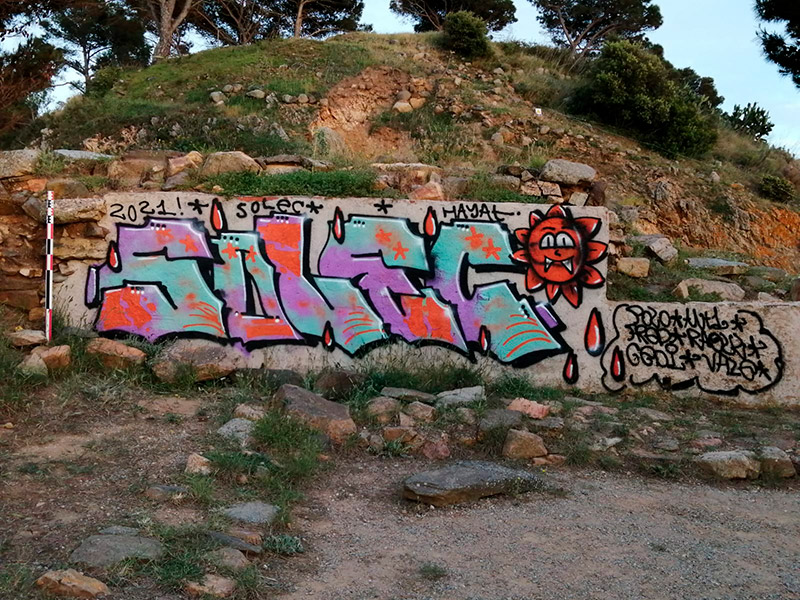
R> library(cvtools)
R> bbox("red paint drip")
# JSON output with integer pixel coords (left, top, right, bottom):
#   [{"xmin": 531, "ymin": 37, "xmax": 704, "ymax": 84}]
[
  {"xmin": 424, "ymin": 207, "xmax": 438, "ymax": 237},
  {"xmin": 108, "ymin": 242, "xmax": 119, "ymax": 269},
  {"xmin": 211, "ymin": 200, "xmax": 225, "ymax": 231},
  {"xmin": 479, "ymin": 326, "xmax": 489, "ymax": 353},
  {"xmin": 611, "ymin": 347, "xmax": 625, "ymax": 381},
  {"xmin": 584, "ymin": 308, "xmax": 605, "ymax": 357},
  {"xmin": 333, "ymin": 207, "xmax": 344, "ymax": 242},
  {"xmin": 323, "ymin": 322, "xmax": 334, "ymax": 349},
  {"xmin": 563, "ymin": 352, "xmax": 579, "ymax": 384}
]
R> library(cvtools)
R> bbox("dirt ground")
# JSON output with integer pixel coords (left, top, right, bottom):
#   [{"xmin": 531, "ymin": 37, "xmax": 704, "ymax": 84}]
[
  {"xmin": 282, "ymin": 458, "xmax": 800, "ymax": 600},
  {"xmin": 2, "ymin": 393, "xmax": 799, "ymax": 600}
]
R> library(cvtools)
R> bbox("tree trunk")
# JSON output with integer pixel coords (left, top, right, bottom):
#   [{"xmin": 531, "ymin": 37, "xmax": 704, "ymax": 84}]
[{"xmin": 294, "ymin": 0, "xmax": 309, "ymax": 38}]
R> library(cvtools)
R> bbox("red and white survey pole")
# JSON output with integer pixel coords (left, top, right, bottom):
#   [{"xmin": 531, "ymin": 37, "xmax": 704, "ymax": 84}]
[{"xmin": 44, "ymin": 190, "xmax": 55, "ymax": 342}]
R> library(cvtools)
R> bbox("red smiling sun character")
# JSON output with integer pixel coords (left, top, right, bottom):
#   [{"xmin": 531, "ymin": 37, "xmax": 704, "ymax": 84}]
[{"xmin": 512, "ymin": 204, "xmax": 607, "ymax": 308}]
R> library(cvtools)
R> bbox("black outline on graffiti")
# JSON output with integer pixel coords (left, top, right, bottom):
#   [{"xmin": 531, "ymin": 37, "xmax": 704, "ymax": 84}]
[{"xmin": 600, "ymin": 303, "xmax": 785, "ymax": 396}]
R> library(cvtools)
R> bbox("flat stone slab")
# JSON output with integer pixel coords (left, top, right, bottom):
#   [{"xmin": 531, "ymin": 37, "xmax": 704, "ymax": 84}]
[
  {"xmin": 217, "ymin": 418, "xmax": 254, "ymax": 445},
  {"xmin": 206, "ymin": 531, "xmax": 262, "ymax": 554},
  {"xmin": 380, "ymin": 387, "xmax": 436, "ymax": 404},
  {"xmin": 221, "ymin": 501, "xmax": 279, "ymax": 525},
  {"xmin": 70, "ymin": 534, "xmax": 165, "ymax": 567},
  {"xmin": 403, "ymin": 460, "xmax": 547, "ymax": 507},
  {"xmin": 435, "ymin": 386, "xmax": 485, "ymax": 408}
]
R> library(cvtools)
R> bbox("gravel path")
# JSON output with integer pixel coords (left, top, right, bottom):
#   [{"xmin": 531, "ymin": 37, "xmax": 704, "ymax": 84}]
[{"xmin": 282, "ymin": 457, "xmax": 800, "ymax": 600}]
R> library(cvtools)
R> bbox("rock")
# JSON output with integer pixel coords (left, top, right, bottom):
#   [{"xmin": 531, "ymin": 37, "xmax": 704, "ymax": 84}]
[
  {"xmin": 569, "ymin": 191, "xmax": 589, "ymax": 206},
  {"xmin": 153, "ymin": 339, "xmax": 244, "ymax": 382},
  {"xmin": 222, "ymin": 501, "xmax": 279, "ymax": 525},
  {"xmin": 217, "ymin": 418, "xmax": 254, "ymax": 445},
  {"xmin": 539, "ymin": 159, "xmax": 596, "ymax": 185},
  {"xmin": 201, "ymin": 151, "xmax": 260, "ymax": 177},
  {"xmin": 206, "ymin": 531, "xmax": 262, "ymax": 554},
  {"xmin": 686, "ymin": 257, "xmax": 749, "ymax": 275},
  {"xmin": 634, "ymin": 407, "xmax": 674, "ymax": 422},
  {"xmin": 18, "ymin": 353, "xmax": 48, "ymax": 376},
  {"xmin": 186, "ymin": 574, "xmax": 236, "ymax": 598},
  {"xmin": 36, "ymin": 569, "xmax": 110, "ymax": 599},
  {"xmin": 313, "ymin": 369, "xmax": 366, "ymax": 400},
  {"xmin": 403, "ymin": 460, "xmax": 547, "ymax": 506},
  {"xmin": 8, "ymin": 329, "xmax": 46, "ymax": 347},
  {"xmin": 277, "ymin": 384, "xmax": 356, "ymax": 443},
  {"xmin": 204, "ymin": 547, "xmax": 250, "ymax": 570},
  {"xmin": 491, "ymin": 175, "xmax": 521, "ymax": 191},
  {"xmin": 747, "ymin": 266, "xmax": 788, "ymax": 282},
  {"xmin": 652, "ymin": 437, "xmax": 680, "ymax": 452},
  {"xmin": 210, "ymin": 91, "xmax": 227, "ymax": 104},
  {"xmin": 313, "ymin": 126, "xmax": 347, "ymax": 156},
  {"xmin": 790, "ymin": 278, "xmax": 800, "ymax": 301},
  {"xmin": 479, "ymin": 409, "xmax": 523, "ymax": 435},
  {"xmin": 590, "ymin": 436, "xmax": 624, "ymax": 451},
  {"xmin": 0, "ymin": 149, "xmax": 40, "ymax": 178},
  {"xmin": 226, "ymin": 527, "xmax": 263, "ymax": 547},
  {"xmin": 54, "ymin": 237, "xmax": 107, "ymax": 260},
  {"xmin": 506, "ymin": 398, "xmax": 550, "ymax": 419},
  {"xmin": 185, "ymin": 453, "xmax": 212, "ymax": 475},
  {"xmin": 490, "ymin": 132, "xmax": 505, "ymax": 146},
  {"xmin": 382, "ymin": 425, "xmax": 419, "ymax": 445},
  {"xmin": 537, "ymin": 180, "xmax": 561, "ymax": 197},
  {"xmin": 21, "ymin": 195, "xmax": 45, "ymax": 221},
  {"xmin": 404, "ymin": 401, "xmax": 436, "ymax": 422},
  {"xmin": 70, "ymin": 534, "xmax": 164, "ymax": 568},
  {"xmin": 86, "ymin": 338, "xmax": 146, "ymax": 369},
  {"xmin": 616, "ymin": 257, "xmax": 650, "ymax": 278},
  {"xmin": 759, "ymin": 446, "xmax": 796, "ymax": 478},
  {"xmin": 31, "ymin": 345, "xmax": 71, "ymax": 370},
  {"xmin": 145, "ymin": 484, "xmax": 189, "ymax": 501},
  {"xmin": 436, "ymin": 386, "xmax": 485, "ymax": 408},
  {"xmin": 246, "ymin": 89, "xmax": 266, "ymax": 99},
  {"xmin": 696, "ymin": 450, "xmax": 760, "ymax": 480},
  {"xmin": 710, "ymin": 171, "xmax": 721, "ymax": 183},
  {"xmin": 46, "ymin": 178, "xmax": 91, "ymax": 199},
  {"xmin": 527, "ymin": 417, "xmax": 565, "ymax": 434},
  {"xmin": 503, "ymin": 429, "xmax": 548, "ymax": 459},
  {"xmin": 409, "ymin": 97, "xmax": 425, "ymax": 109},
  {"xmin": 167, "ymin": 151, "xmax": 203, "ymax": 177},
  {"xmin": 673, "ymin": 278, "xmax": 746, "ymax": 301},
  {"xmin": 381, "ymin": 387, "xmax": 435, "ymax": 404},
  {"xmin": 107, "ymin": 157, "xmax": 164, "ymax": 187},
  {"xmin": 233, "ymin": 404, "xmax": 265, "ymax": 421},
  {"xmin": 396, "ymin": 90, "xmax": 412, "ymax": 101},
  {"xmin": 366, "ymin": 396, "xmax": 400, "ymax": 424},
  {"xmin": 408, "ymin": 181, "xmax": 445, "ymax": 201},
  {"xmin": 393, "ymin": 100, "xmax": 413, "ymax": 113},
  {"xmin": 456, "ymin": 407, "xmax": 477, "ymax": 425},
  {"xmin": 632, "ymin": 234, "xmax": 678, "ymax": 263},
  {"xmin": 371, "ymin": 163, "xmax": 442, "ymax": 192},
  {"xmin": 54, "ymin": 149, "xmax": 113, "ymax": 161},
  {"xmin": 52, "ymin": 197, "xmax": 105, "ymax": 224},
  {"xmin": 99, "ymin": 526, "xmax": 139, "ymax": 535},
  {"xmin": 420, "ymin": 432, "xmax": 450, "ymax": 460}
]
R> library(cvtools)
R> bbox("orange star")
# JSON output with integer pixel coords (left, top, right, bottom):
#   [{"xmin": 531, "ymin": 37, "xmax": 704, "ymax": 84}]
[
  {"xmin": 245, "ymin": 245, "xmax": 257, "ymax": 262},
  {"xmin": 221, "ymin": 242, "xmax": 238, "ymax": 260},
  {"xmin": 375, "ymin": 228, "xmax": 392, "ymax": 245},
  {"xmin": 393, "ymin": 241, "xmax": 408, "ymax": 260},
  {"xmin": 465, "ymin": 226, "xmax": 484, "ymax": 249},
  {"xmin": 179, "ymin": 234, "xmax": 198, "ymax": 253},
  {"xmin": 483, "ymin": 238, "xmax": 501, "ymax": 260}
]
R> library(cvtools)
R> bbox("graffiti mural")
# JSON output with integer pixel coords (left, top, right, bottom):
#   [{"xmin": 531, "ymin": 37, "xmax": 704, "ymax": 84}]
[
  {"xmin": 84, "ymin": 197, "xmax": 614, "ymax": 368},
  {"xmin": 601, "ymin": 303, "xmax": 785, "ymax": 395}
]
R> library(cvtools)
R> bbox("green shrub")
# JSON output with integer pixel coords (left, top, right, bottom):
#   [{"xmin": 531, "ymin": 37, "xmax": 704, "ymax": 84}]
[
  {"xmin": 207, "ymin": 170, "xmax": 382, "ymax": 197},
  {"xmin": 87, "ymin": 66, "xmax": 123, "ymax": 98},
  {"xmin": 571, "ymin": 40, "xmax": 717, "ymax": 158},
  {"xmin": 441, "ymin": 12, "xmax": 491, "ymax": 59},
  {"xmin": 759, "ymin": 175, "xmax": 796, "ymax": 202},
  {"xmin": 727, "ymin": 102, "xmax": 774, "ymax": 141}
]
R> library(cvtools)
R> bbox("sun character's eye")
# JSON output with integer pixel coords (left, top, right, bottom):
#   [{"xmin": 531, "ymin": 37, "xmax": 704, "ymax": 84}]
[
  {"xmin": 540, "ymin": 233, "xmax": 555, "ymax": 248},
  {"xmin": 556, "ymin": 233, "xmax": 575, "ymax": 248}
]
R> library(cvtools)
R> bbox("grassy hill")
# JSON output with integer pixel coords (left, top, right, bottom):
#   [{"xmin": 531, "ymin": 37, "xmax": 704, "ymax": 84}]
[{"xmin": 11, "ymin": 32, "xmax": 800, "ymax": 280}]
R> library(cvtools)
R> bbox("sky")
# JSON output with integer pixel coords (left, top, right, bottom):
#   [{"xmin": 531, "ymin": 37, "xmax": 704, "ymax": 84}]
[{"xmin": 365, "ymin": 0, "xmax": 800, "ymax": 152}]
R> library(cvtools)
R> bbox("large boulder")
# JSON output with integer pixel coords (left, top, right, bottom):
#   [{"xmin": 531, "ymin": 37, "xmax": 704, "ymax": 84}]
[
  {"xmin": 86, "ymin": 338, "xmax": 146, "ymax": 369},
  {"xmin": 276, "ymin": 384, "xmax": 356, "ymax": 443},
  {"xmin": 313, "ymin": 368, "xmax": 366, "ymax": 400},
  {"xmin": 53, "ymin": 197, "xmax": 105, "ymax": 224},
  {"xmin": 46, "ymin": 179, "xmax": 91, "ymax": 199},
  {"xmin": 673, "ymin": 278, "xmax": 746, "ymax": 301},
  {"xmin": 695, "ymin": 450, "xmax": 760, "ymax": 480},
  {"xmin": 221, "ymin": 501, "xmax": 279, "ymax": 525},
  {"xmin": 685, "ymin": 257, "xmax": 748, "ymax": 276},
  {"xmin": 201, "ymin": 151, "xmax": 260, "ymax": 177},
  {"xmin": 35, "ymin": 569, "xmax": 110, "ymax": 599},
  {"xmin": 0, "ymin": 149, "xmax": 40, "ymax": 178},
  {"xmin": 107, "ymin": 157, "xmax": 164, "ymax": 187},
  {"xmin": 403, "ymin": 460, "xmax": 547, "ymax": 506},
  {"xmin": 152, "ymin": 339, "xmax": 244, "ymax": 382},
  {"xmin": 166, "ymin": 151, "xmax": 204, "ymax": 177},
  {"xmin": 616, "ymin": 257, "xmax": 650, "ymax": 278},
  {"xmin": 70, "ymin": 534, "xmax": 164, "ymax": 568},
  {"xmin": 758, "ymin": 446, "xmax": 796, "ymax": 478},
  {"xmin": 631, "ymin": 234, "xmax": 678, "ymax": 263},
  {"xmin": 8, "ymin": 329, "xmax": 46, "ymax": 347},
  {"xmin": 539, "ymin": 159, "xmax": 596, "ymax": 186},
  {"xmin": 436, "ymin": 386, "xmax": 485, "ymax": 408},
  {"xmin": 312, "ymin": 126, "xmax": 347, "ymax": 156}
]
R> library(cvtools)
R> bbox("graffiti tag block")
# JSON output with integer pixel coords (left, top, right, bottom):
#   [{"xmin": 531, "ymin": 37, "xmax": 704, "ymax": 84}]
[
  {"xmin": 79, "ymin": 194, "xmax": 610, "ymax": 371},
  {"xmin": 601, "ymin": 303, "xmax": 784, "ymax": 395}
]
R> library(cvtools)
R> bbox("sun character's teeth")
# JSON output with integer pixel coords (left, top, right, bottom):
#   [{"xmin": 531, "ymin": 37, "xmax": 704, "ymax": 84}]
[
  {"xmin": 564, "ymin": 258, "xmax": 573, "ymax": 273},
  {"xmin": 545, "ymin": 258, "xmax": 553, "ymax": 271}
]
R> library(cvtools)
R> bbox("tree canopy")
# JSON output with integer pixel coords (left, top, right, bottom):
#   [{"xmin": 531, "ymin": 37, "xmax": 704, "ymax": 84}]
[
  {"xmin": 755, "ymin": 0, "xmax": 800, "ymax": 88},
  {"xmin": 530, "ymin": 0, "xmax": 662, "ymax": 57},
  {"xmin": 187, "ymin": 0, "xmax": 281, "ymax": 45},
  {"xmin": 390, "ymin": 0, "xmax": 516, "ymax": 32}
]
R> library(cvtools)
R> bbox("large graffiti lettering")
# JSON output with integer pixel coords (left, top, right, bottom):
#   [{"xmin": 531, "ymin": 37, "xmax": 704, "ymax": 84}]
[
  {"xmin": 601, "ymin": 303, "xmax": 784, "ymax": 395},
  {"xmin": 85, "ymin": 200, "xmax": 583, "ymax": 366}
]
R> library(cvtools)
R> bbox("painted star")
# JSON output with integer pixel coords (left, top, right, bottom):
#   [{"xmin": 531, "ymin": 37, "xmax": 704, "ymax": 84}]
[
  {"xmin": 221, "ymin": 242, "xmax": 239, "ymax": 260},
  {"xmin": 393, "ymin": 241, "xmax": 408, "ymax": 260},
  {"xmin": 483, "ymin": 238, "xmax": 501, "ymax": 260},
  {"xmin": 465, "ymin": 226, "xmax": 484, "ymax": 249}
]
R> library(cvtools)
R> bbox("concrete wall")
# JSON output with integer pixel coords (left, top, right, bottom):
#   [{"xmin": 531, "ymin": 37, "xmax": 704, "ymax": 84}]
[{"xmin": 50, "ymin": 192, "xmax": 800, "ymax": 407}]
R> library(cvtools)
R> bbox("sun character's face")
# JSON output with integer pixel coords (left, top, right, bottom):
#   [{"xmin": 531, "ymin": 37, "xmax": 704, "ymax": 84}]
[{"xmin": 527, "ymin": 218, "xmax": 583, "ymax": 284}]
